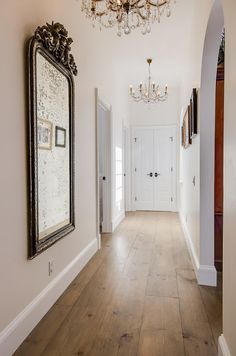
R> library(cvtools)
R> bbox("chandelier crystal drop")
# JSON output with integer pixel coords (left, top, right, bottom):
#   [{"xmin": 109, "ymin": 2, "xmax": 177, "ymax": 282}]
[
  {"xmin": 81, "ymin": 0, "xmax": 173, "ymax": 36},
  {"xmin": 129, "ymin": 58, "xmax": 168, "ymax": 103}
]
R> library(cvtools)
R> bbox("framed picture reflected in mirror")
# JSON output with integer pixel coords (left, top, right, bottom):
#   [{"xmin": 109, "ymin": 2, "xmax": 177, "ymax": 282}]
[
  {"xmin": 55, "ymin": 126, "xmax": 66, "ymax": 148},
  {"xmin": 38, "ymin": 119, "xmax": 53, "ymax": 150}
]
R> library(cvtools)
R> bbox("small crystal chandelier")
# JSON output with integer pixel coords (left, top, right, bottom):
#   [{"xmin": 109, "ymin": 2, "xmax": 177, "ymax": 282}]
[
  {"xmin": 81, "ymin": 0, "xmax": 173, "ymax": 36},
  {"xmin": 129, "ymin": 58, "xmax": 168, "ymax": 103}
]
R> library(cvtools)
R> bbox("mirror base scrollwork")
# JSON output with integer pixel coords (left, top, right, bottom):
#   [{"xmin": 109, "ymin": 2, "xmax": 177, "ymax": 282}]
[{"xmin": 28, "ymin": 22, "xmax": 77, "ymax": 258}]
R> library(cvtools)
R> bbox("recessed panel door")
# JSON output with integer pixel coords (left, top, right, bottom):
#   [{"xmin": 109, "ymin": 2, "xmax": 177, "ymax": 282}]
[
  {"xmin": 133, "ymin": 128, "xmax": 154, "ymax": 210},
  {"xmin": 154, "ymin": 127, "xmax": 173, "ymax": 211}
]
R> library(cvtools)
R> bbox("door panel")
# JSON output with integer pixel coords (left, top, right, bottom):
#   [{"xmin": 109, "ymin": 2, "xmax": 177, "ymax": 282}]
[
  {"xmin": 154, "ymin": 127, "xmax": 173, "ymax": 211},
  {"xmin": 134, "ymin": 128, "xmax": 154, "ymax": 210}
]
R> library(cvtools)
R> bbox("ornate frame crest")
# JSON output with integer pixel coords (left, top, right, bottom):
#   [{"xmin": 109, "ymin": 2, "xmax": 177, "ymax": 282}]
[{"xmin": 34, "ymin": 22, "xmax": 78, "ymax": 76}]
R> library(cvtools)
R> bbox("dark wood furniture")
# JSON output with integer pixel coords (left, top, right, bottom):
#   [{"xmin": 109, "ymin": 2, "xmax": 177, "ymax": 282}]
[{"xmin": 214, "ymin": 66, "xmax": 224, "ymax": 271}]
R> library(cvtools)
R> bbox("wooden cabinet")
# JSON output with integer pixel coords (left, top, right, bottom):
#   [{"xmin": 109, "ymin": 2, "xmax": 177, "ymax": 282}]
[{"xmin": 214, "ymin": 66, "xmax": 224, "ymax": 271}]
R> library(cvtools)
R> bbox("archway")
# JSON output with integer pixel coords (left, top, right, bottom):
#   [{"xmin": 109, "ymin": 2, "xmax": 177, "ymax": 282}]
[{"xmin": 199, "ymin": 0, "xmax": 224, "ymax": 286}]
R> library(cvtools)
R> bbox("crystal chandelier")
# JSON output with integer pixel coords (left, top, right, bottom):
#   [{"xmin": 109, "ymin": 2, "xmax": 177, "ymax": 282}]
[
  {"xmin": 129, "ymin": 59, "xmax": 168, "ymax": 103},
  {"xmin": 81, "ymin": 0, "xmax": 173, "ymax": 36}
]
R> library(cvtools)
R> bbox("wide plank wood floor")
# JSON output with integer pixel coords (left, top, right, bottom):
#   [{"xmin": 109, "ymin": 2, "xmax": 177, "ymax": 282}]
[{"xmin": 15, "ymin": 212, "xmax": 222, "ymax": 356}]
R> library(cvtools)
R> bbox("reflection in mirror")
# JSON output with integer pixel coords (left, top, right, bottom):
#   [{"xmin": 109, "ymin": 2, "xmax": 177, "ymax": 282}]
[{"xmin": 37, "ymin": 52, "xmax": 70, "ymax": 240}]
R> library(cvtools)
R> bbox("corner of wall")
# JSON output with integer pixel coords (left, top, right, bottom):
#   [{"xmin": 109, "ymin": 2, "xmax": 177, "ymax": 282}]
[
  {"xmin": 218, "ymin": 334, "xmax": 231, "ymax": 356},
  {"xmin": 112, "ymin": 210, "xmax": 125, "ymax": 232},
  {"xmin": 197, "ymin": 264, "xmax": 217, "ymax": 286}
]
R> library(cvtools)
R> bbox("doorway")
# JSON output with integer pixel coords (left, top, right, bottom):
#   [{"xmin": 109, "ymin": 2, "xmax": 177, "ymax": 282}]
[
  {"xmin": 198, "ymin": 0, "xmax": 224, "ymax": 287},
  {"xmin": 95, "ymin": 89, "xmax": 112, "ymax": 248},
  {"xmin": 132, "ymin": 126, "xmax": 177, "ymax": 212}
]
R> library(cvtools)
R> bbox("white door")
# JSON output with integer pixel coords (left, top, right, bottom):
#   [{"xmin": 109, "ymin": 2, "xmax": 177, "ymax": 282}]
[
  {"xmin": 97, "ymin": 101, "xmax": 112, "ymax": 234},
  {"xmin": 133, "ymin": 126, "xmax": 176, "ymax": 212},
  {"xmin": 133, "ymin": 128, "xmax": 155, "ymax": 210},
  {"xmin": 154, "ymin": 127, "xmax": 174, "ymax": 211}
]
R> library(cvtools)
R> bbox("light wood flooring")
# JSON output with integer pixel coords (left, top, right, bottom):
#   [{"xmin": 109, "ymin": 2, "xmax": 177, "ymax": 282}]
[{"xmin": 15, "ymin": 212, "xmax": 222, "ymax": 356}]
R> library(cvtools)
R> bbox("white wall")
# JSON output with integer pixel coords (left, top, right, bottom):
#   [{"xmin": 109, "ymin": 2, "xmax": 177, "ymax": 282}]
[
  {"xmin": 179, "ymin": 122, "xmax": 200, "ymax": 260},
  {"xmin": 199, "ymin": 0, "xmax": 224, "ymax": 283},
  {"xmin": 221, "ymin": 1, "xmax": 236, "ymax": 354},
  {"xmin": 129, "ymin": 86, "xmax": 181, "ymax": 127},
  {"xmin": 178, "ymin": 0, "xmax": 219, "ymax": 286},
  {"xmin": 179, "ymin": 0, "xmax": 236, "ymax": 353},
  {"xmin": 0, "ymin": 1, "xmax": 128, "ymax": 353}
]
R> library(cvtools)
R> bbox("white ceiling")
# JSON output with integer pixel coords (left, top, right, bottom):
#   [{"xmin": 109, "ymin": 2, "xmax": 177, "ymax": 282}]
[{"xmin": 77, "ymin": 0, "xmax": 198, "ymax": 87}]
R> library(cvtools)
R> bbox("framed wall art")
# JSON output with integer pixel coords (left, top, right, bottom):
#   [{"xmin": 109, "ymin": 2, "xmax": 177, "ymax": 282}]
[
  {"xmin": 55, "ymin": 126, "xmax": 66, "ymax": 148},
  {"xmin": 182, "ymin": 106, "xmax": 192, "ymax": 149},
  {"xmin": 38, "ymin": 119, "xmax": 53, "ymax": 150},
  {"xmin": 188, "ymin": 105, "xmax": 192, "ymax": 145},
  {"xmin": 28, "ymin": 22, "xmax": 78, "ymax": 258},
  {"xmin": 190, "ymin": 88, "xmax": 198, "ymax": 138},
  {"xmin": 181, "ymin": 125, "xmax": 185, "ymax": 147}
]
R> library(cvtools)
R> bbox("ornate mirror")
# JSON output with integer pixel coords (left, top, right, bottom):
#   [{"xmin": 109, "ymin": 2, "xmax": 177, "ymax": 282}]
[{"xmin": 28, "ymin": 22, "xmax": 78, "ymax": 258}]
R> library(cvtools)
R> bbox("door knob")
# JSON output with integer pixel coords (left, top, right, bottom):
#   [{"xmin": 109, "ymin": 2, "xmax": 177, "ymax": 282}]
[
  {"xmin": 147, "ymin": 173, "xmax": 153, "ymax": 177},
  {"xmin": 155, "ymin": 173, "xmax": 161, "ymax": 177}
]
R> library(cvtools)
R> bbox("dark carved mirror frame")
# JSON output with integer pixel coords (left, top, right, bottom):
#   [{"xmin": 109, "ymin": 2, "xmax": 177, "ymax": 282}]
[{"xmin": 28, "ymin": 22, "xmax": 78, "ymax": 258}]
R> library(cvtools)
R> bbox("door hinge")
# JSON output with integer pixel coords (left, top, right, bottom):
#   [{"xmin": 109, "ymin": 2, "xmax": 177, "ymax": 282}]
[
  {"xmin": 134, "ymin": 137, "xmax": 137, "ymax": 143},
  {"xmin": 135, "ymin": 168, "xmax": 137, "ymax": 172},
  {"xmin": 170, "ymin": 136, "xmax": 173, "ymax": 142},
  {"xmin": 171, "ymin": 197, "xmax": 173, "ymax": 202},
  {"xmin": 171, "ymin": 167, "xmax": 173, "ymax": 172},
  {"xmin": 135, "ymin": 196, "xmax": 137, "ymax": 201}
]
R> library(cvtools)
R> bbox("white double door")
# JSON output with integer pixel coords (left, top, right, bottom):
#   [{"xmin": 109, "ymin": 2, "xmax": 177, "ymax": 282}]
[{"xmin": 133, "ymin": 126, "xmax": 176, "ymax": 212}]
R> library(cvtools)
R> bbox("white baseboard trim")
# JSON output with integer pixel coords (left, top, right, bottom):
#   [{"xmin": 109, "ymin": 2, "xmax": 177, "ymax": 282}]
[
  {"xmin": 112, "ymin": 211, "xmax": 125, "ymax": 232},
  {"xmin": 197, "ymin": 264, "xmax": 217, "ymax": 286},
  {"xmin": 179, "ymin": 211, "xmax": 199, "ymax": 272},
  {"xmin": 0, "ymin": 238, "xmax": 98, "ymax": 356},
  {"xmin": 218, "ymin": 334, "xmax": 231, "ymax": 356},
  {"xmin": 179, "ymin": 212, "xmax": 217, "ymax": 287},
  {"xmin": 97, "ymin": 233, "xmax": 102, "ymax": 250}
]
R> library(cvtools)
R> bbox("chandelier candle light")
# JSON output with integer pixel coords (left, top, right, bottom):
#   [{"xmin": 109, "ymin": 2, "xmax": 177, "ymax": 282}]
[
  {"xmin": 81, "ymin": 0, "xmax": 173, "ymax": 36},
  {"xmin": 129, "ymin": 58, "xmax": 168, "ymax": 103}
]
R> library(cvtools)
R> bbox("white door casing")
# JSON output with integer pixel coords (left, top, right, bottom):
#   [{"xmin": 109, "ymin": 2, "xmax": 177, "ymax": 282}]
[
  {"xmin": 132, "ymin": 126, "xmax": 177, "ymax": 212},
  {"xmin": 95, "ymin": 89, "xmax": 112, "ymax": 247}
]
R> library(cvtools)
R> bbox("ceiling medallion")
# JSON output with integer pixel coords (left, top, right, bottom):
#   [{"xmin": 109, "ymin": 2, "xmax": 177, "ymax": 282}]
[
  {"xmin": 129, "ymin": 58, "xmax": 168, "ymax": 103},
  {"xmin": 81, "ymin": 0, "xmax": 173, "ymax": 36}
]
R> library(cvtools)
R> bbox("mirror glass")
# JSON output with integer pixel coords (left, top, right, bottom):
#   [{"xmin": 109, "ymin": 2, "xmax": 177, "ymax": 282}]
[{"xmin": 36, "ymin": 52, "xmax": 70, "ymax": 240}]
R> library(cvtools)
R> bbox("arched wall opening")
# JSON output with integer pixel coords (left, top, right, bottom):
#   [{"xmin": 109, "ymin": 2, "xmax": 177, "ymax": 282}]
[{"xmin": 199, "ymin": 0, "xmax": 224, "ymax": 287}]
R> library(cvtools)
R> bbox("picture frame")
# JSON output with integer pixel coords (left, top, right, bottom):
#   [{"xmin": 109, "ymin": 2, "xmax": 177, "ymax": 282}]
[
  {"xmin": 28, "ymin": 22, "xmax": 78, "ymax": 258},
  {"xmin": 38, "ymin": 119, "xmax": 53, "ymax": 150},
  {"xmin": 181, "ymin": 125, "xmax": 185, "ymax": 147},
  {"xmin": 188, "ymin": 105, "xmax": 192, "ymax": 145},
  {"xmin": 182, "ymin": 106, "xmax": 192, "ymax": 149},
  {"xmin": 55, "ymin": 126, "xmax": 66, "ymax": 148},
  {"xmin": 190, "ymin": 88, "xmax": 198, "ymax": 138}
]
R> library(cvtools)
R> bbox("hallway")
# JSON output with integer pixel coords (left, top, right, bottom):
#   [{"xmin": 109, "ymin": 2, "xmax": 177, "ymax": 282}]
[{"xmin": 15, "ymin": 212, "xmax": 222, "ymax": 356}]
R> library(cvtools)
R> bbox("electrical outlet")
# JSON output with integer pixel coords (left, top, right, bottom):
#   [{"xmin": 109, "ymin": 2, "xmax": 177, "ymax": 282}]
[{"xmin": 48, "ymin": 260, "xmax": 54, "ymax": 276}]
